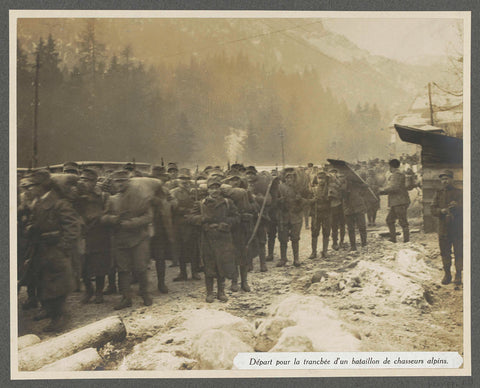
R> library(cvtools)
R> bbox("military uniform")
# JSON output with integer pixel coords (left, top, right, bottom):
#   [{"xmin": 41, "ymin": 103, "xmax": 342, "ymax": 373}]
[
  {"xmin": 76, "ymin": 169, "xmax": 111, "ymax": 304},
  {"xmin": 308, "ymin": 172, "xmax": 331, "ymax": 259},
  {"xmin": 187, "ymin": 177, "xmax": 239, "ymax": 303},
  {"xmin": 26, "ymin": 170, "xmax": 80, "ymax": 331},
  {"xmin": 365, "ymin": 171, "xmax": 380, "ymax": 226},
  {"xmin": 276, "ymin": 172, "xmax": 306, "ymax": 267},
  {"xmin": 328, "ymin": 174, "xmax": 346, "ymax": 250},
  {"xmin": 102, "ymin": 171, "xmax": 154, "ymax": 309},
  {"xmin": 343, "ymin": 180, "xmax": 367, "ymax": 251},
  {"xmin": 379, "ymin": 160, "xmax": 410, "ymax": 243},
  {"xmin": 171, "ymin": 169, "xmax": 199, "ymax": 281},
  {"xmin": 431, "ymin": 170, "xmax": 463, "ymax": 285}
]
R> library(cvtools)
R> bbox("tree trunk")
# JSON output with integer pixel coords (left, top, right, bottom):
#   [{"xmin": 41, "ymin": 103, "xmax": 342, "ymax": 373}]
[
  {"xmin": 18, "ymin": 316, "xmax": 126, "ymax": 371},
  {"xmin": 38, "ymin": 348, "xmax": 103, "ymax": 371},
  {"xmin": 18, "ymin": 334, "xmax": 41, "ymax": 350}
]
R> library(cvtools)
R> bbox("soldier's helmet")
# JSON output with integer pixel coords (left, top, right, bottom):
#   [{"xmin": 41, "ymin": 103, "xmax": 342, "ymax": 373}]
[
  {"xmin": 124, "ymin": 162, "xmax": 135, "ymax": 171},
  {"xmin": 63, "ymin": 161, "xmax": 79, "ymax": 175},
  {"xmin": 207, "ymin": 176, "xmax": 222, "ymax": 188},
  {"xmin": 80, "ymin": 168, "xmax": 98, "ymax": 182},
  {"xmin": 439, "ymin": 170, "xmax": 454, "ymax": 179},
  {"xmin": 178, "ymin": 168, "xmax": 192, "ymax": 180},
  {"xmin": 167, "ymin": 162, "xmax": 178, "ymax": 173}
]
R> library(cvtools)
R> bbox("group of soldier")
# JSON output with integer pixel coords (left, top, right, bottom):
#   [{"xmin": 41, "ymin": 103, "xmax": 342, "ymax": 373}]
[{"xmin": 17, "ymin": 157, "xmax": 463, "ymax": 333}]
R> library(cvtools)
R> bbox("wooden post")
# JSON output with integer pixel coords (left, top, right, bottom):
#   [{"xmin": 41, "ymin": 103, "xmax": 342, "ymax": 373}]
[
  {"xmin": 428, "ymin": 82, "xmax": 434, "ymax": 126},
  {"xmin": 18, "ymin": 316, "xmax": 126, "ymax": 371}
]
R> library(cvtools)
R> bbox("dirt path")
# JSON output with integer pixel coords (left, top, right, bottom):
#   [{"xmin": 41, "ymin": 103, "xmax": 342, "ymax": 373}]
[{"xmin": 17, "ymin": 223, "xmax": 463, "ymax": 369}]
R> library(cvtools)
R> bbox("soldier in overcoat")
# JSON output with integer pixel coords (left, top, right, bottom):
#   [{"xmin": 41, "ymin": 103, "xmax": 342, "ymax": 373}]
[
  {"xmin": 431, "ymin": 170, "xmax": 463, "ymax": 285},
  {"xmin": 24, "ymin": 170, "xmax": 79, "ymax": 332},
  {"xmin": 76, "ymin": 168, "xmax": 111, "ymax": 304},
  {"xmin": 342, "ymin": 176, "xmax": 368, "ymax": 251},
  {"xmin": 378, "ymin": 159, "xmax": 410, "ymax": 243},
  {"xmin": 101, "ymin": 170, "xmax": 154, "ymax": 310},
  {"xmin": 307, "ymin": 171, "xmax": 331, "ymax": 259},
  {"xmin": 186, "ymin": 176, "xmax": 239, "ymax": 303}
]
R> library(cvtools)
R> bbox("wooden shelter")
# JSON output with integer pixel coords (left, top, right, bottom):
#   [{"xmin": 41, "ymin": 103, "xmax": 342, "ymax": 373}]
[{"xmin": 394, "ymin": 124, "xmax": 463, "ymax": 233}]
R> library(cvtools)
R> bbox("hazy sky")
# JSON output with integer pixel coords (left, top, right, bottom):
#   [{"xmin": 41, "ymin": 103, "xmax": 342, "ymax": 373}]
[{"xmin": 323, "ymin": 18, "xmax": 463, "ymax": 63}]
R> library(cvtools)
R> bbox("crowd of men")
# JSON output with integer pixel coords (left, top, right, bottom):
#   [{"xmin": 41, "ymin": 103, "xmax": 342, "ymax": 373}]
[{"xmin": 17, "ymin": 158, "xmax": 463, "ymax": 332}]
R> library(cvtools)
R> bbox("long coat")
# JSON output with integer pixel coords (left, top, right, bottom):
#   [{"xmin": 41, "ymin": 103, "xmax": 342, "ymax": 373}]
[
  {"xmin": 30, "ymin": 190, "xmax": 80, "ymax": 300},
  {"xmin": 76, "ymin": 188, "xmax": 111, "ymax": 276},
  {"xmin": 431, "ymin": 184, "xmax": 463, "ymax": 237},
  {"xmin": 382, "ymin": 171, "xmax": 410, "ymax": 207},
  {"xmin": 188, "ymin": 196, "xmax": 239, "ymax": 279},
  {"xmin": 342, "ymin": 181, "xmax": 367, "ymax": 216}
]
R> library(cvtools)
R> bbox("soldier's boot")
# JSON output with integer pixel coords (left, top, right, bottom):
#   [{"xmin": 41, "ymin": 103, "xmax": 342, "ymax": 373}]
[
  {"xmin": 240, "ymin": 265, "xmax": 251, "ymax": 292},
  {"xmin": 454, "ymin": 271, "xmax": 462, "ymax": 285},
  {"xmin": 360, "ymin": 230, "xmax": 367, "ymax": 247},
  {"xmin": 205, "ymin": 276, "xmax": 215, "ymax": 303},
  {"xmin": 94, "ymin": 276, "xmax": 105, "ymax": 304},
  {"xmin": 191, "ymin": 264, "xmax": 202, "ymax": 280},
  {"xmin": 321, "ymin": 237, "xmax": 329, "ymax": 258},
  {"xmin": 43, "ymin": 297, "xmax": 67, "ymax": 333},
  {"xmin": 247, "ymin": 258, "xmax": 254, "ymax": 272},
  {"xmin": 155, "ymin": 260, "xmax": 168, "ymax": 294},
  {"xmin": 276, "ymin": 242, "xmax": 288, "ymax": 267},
  {"xmin": 138, "ymin": 271, "xmax": 153, "ymax": 306},
  {"xmin": 81, "ymin": 279, "xmax": 94, "ymax": 304},
  {"xmin": 266, "ymin": 238, "xmax": 275, "ymax": 261},
  {"xmin": 387, "ymin": 223, "xmax": 397, "ymax": 243},
  {"xmin": 217, "ymin": 277, "xmax": 228, "ymax": 302},
  {"xmin": 104, "ymin": 271, "xmax": 117, "ymax": 295},
  {"xmin": 173, "ymin": 260, "xmax": 188, "ymax": 282},
  {"xmin": 292, "ymin": 241, "xmax": 301, "ymax": 267},
  {"xmin": 348, "ymin": 229, "xmax": 357, "ymax": 251},
  {"xmin": 402, "ymin": 226, "xmax": 410, "ymax": 243},
  {"xmin": 308, "ymin": 237, "xmax": 318, "ymax": 260},
  {"xmin": 230, "ymin": 269, "xmax": 240, "ymax": 292},
  {"xmin": 259, "ymin": 246, "xmax": 268, "ymax": 272},
  {"xmin": 332, "ymin": 239, "xmax": 339, "ymax": 251},
  {"xmin": 22, "ymin": 287, "xmax": 38, "ymax": 310},
  {"xmin": 441, "ymin": 267, "xmax": 452, "ymax": 285},
  {"xmin": 114, "ymin": 272, "xmax": 132, "ymax": 310}
]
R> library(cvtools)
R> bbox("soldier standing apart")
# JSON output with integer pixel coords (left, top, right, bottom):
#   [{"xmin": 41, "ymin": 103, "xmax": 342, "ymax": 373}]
[
  {"xmin": 431, "ymin": 170, "xmax": 463, "ymax": 285},
  {"xmin": 76, "ymin": 169, "xmax": 111, "ymax": 304},
  {"xmin": 378, "ymin": 159, "xmax": 410, "ymax": 243},
  {"xmin": 187, "ymin": 176, "xmax": 239, "ymax": 303},
  {"xmin": 101, "ymin": 170, "xmax": 153, "ymax": 310},
  {"xmin": 171, "ymin": 168, "xmax": 200, "ymax": 281},
  {"xmin": 223, "ymin": 172, "xmax": 255, "ymax": 292},
  {"xmin": 308, "ymin": 171, "xmax": 331, "ymax": 259},
  {"xmin": 342, "ymin": 176, "xmax": 368, "ymax": 251},
  {"xmin": 24, "ymin": 170, "xmax": 79, "ymax": 332},
  {"xmin": 245, "ymin": 166, "xmax": 271, "ymax": 273},
  {"xmin": 276, "ymin": 170, "xmax": 306, "ymax": 267},
  {"xmin": 328, "ymin": 169, "xmax": 346, "ymax": 250}
]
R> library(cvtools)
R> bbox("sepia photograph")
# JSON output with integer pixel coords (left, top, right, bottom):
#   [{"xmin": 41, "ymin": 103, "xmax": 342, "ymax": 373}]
[{"xmin": 10, "ymin": 10, "xmax": 470, "ymax": 378}]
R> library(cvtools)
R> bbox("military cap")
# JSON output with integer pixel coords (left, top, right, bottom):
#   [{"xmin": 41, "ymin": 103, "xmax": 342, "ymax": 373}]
[
  {"xmin": 124, "ymin": 162, "xmax": 135, "ymax": 171},
  {"xmin": 209, "ymin": 168, "xmax": 224, "ymax": 178},
  {"xmin": 110, "ymin": 170, "xmax": 130, "ymax": 181},
  {"xmin": 307, "ymin": 162, "xmax": 314, "ymax": 168},
  {"xmin": 316, "ymin": 171, "xmax": 327, "ymax": 178},
  {"xmin": 63, "ymin": 161, "xmax": 79, "ymax": 174},
  {"xmin": 80, "ymin": 168, "xmax": 98, "ymax": 181},
  {"xmin": 167, "ymin": 162, "xmax": 178, "ymax": 172},
  {"xmin": 439, "ymin": 170, "xmax": 454, "ymax": 179},
  {"xmin": 207, "ymin": 176, "xmax": 222, "ymax": 188},
  {"xmin": 203, "ymin": 166, "xmax": 213, "ymax": 173},
  {"xmin": 223, "ymin": 171, "xmax": 242, "ymax": 182},
  {"xmin": 178, "ymin": 168, "xmax": 192, "ymax": 179},
  {"xmin": 388, "ymin": 159, "xmax": 401, "ymax": 168},
  {"xmin": 231, "ymin": 163, "xmax": 244, "ymax": 170},
  {"xmin": 30, "ymin": 169, "xmax": 51, "ymax": 185},
  {"xmin": 245, "ymin": 166, "xmax": 257, "ymax": 175}
]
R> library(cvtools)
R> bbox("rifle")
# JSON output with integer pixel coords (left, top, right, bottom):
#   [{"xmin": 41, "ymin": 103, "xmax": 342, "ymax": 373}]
[{"xmin": 245, "ymin": 177, "xmax": 276, "ymax": 252}]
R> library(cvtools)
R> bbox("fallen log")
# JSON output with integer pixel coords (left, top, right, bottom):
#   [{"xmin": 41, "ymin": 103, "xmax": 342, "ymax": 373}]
[
  {"xmin": 18, "ymin": 316, "xmax": 126, "ymax": 371},
  {"xmin": 38, "ymin": 348, "xmax": 103, "ymax": 371},
  {"xmin": 18, "ymin": 334, "xmax": 41, "ymax": 350}
]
